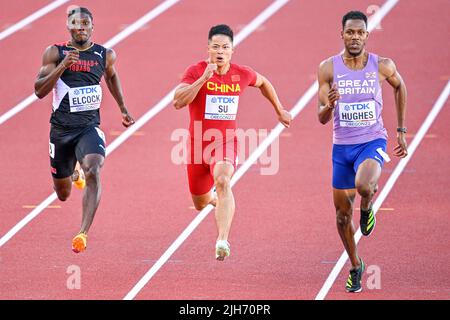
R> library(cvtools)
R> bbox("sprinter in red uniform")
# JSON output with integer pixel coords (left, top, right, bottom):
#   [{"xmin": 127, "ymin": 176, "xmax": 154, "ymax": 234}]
[{"xmin": 173, "ymin": 25, "xmax": 292, "ymax": 261}]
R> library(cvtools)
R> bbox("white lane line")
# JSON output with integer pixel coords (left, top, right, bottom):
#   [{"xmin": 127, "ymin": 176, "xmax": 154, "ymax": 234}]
[
  {"xmin": 0, "ymin": 0, "xmax": 182, "ymax": 248},
  {"xmin": 0, "ymin": 194, "xmax": 58, "ymax": 248},
  {"xmin": 0, "ymin": 0, "xmax": 287, "ymax": 250},
  {"xmin": 124, "ymin": 0, "xmax": 401, "ymax": 300},
  {"xmin": 314, "ymin": 0, "xmax": 403, "ymax": 300},
  {"xmin": 123, "ymin": 67, "xmax": 310, "ymax": 301},
  {"xmin": 0, "ymin": 94, "xmax": 37, "ymax": 125},
  {"xmin": 0, "ymin": 0, "xmax": 181, "ymax": 126},
  {"xmin": 123, "ymin": 75, "xmax": 312, "ymax": 302},
  {"xmin": 0, "ymin": 0, "xmax": 70, "ymax": 41},
  {"xmin": 123, "ymin": 0, "xmax": 317, "ymax": 300},
  {"xmin": 315, "ymin": 80, "xmax": 450, "ymax": 300},
  {"xmin": 103, "ymin": 0, "xmax": 179, "ymax": 48},
  {"xmin": 107, "ymin": 0, "xmax": 291, "ymax": 156}
]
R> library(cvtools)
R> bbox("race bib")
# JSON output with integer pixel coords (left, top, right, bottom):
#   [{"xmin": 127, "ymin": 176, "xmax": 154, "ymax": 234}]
[
  {"xmin": 205, "ymin": 95, "xmax": 239, "ymax": 120},
  {"xmin": 338, "ymin": 100, "xmax": 376, "ymax": 127},
  {"xmin": 68, "ymin": 85, "xmax": 102, "ymax": 112}
]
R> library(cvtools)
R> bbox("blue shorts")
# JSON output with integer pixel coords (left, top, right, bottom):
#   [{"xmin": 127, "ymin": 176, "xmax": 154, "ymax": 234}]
[{"xmin": 332, "ymin": 138, "xmax": 387, "ymax": 189}]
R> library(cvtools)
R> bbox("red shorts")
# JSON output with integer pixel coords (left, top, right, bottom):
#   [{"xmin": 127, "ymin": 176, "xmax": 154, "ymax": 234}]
[{"xmin": 187, "ymin": 137, "xmax": 237, "ymax": 196}]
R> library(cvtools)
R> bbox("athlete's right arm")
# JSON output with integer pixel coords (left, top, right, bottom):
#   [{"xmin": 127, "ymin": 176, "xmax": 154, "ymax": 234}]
[
  {"xmin": 317, "ymin": 58, "xmax": 339, "ymax": 124},
  {"xmin": 173, "ymin": 63, "xmax": 217, "ymax": 109},
  {"xmin": 34, "ymin": 46, "xmax": 79, "ymax": 99}
]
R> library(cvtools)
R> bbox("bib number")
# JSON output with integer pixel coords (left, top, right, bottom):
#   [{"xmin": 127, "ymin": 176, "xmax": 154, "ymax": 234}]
[
  {"xmin": 338, "ymin": 100, "xmax": 376, "ymax": 127},
  {"xmin": 68, "ymin": 85, "xmax": 102, "ymax": 112},
  {"xmin": 204, "ymin": 95, "xmax": 239, "ymax": 120}
]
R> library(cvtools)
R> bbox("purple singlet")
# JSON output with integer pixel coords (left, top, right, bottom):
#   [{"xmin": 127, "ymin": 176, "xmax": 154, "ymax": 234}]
[{"xmin": 332, "ymin": 53, "xmax": 387, "ymax": 144}]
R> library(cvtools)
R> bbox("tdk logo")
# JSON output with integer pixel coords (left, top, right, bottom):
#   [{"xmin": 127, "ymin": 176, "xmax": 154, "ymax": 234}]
[
  {"xmin": 344, "ymin": 103, "xmax": 370, "ymax": 111},
  {"xmin": 74, "ymin": 87, "xmax": 99, "ymax": 95},
  {"xmin": 211, "ymin": 96, "xmax": 235, "ymax": 104}
]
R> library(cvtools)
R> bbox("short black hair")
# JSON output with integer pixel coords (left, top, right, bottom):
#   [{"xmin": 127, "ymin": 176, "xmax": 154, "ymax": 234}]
[
  {"xmin": 342, "ymin": 11, "xmax": 367, "ymax": 29},
  {"xmin": 68, "ymin": 7, "xmax": 93, "ymax": 21},
  {"xmin": 208, "ymin": 24, "xmax": 233, "ymax": 43}
]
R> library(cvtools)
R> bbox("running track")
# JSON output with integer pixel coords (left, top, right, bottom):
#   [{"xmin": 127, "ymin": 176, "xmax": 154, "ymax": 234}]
[{"xmin": 0, "ymin": 0, "xmax": 449, "ymax": 300}]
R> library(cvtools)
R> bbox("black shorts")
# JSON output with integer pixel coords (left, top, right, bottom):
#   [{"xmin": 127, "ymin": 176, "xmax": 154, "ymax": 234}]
[{"xmin": 49, "ymin": 125, "xmax": 106, "ymax": 178}]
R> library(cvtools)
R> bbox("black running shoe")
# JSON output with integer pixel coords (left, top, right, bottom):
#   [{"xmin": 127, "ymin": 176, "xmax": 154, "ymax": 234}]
[
  {"xmin": 360, "ymin": 205, "xmax": 376, "ymax": 236},
  {"xmin": 346, "ymin": 258, "xmax": 365, "ymax": 293}
]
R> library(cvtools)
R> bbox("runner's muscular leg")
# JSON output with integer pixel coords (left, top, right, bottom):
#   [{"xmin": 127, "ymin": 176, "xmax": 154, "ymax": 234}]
[
  {"xmin": 192, "ymin": 191, "xmax": 217, "ymax": 211},
  {"xmin": 53, "ymin": 177, "xmax": 73, "ymax": 201},
  {"xmin": 53, "ymin": 159, "xmax": 76, "ymax": 201},
  {"xmin": 213, "ymin": 160, "xmax": 235, "ymax": 241},
  {"xmin": 333, "ymin": 188, "xmax": 361, "ymax": 268},
  {"xmin": 355, "ymin": 159, "xmax": 381, "ymax": 211},
  {"xmin": 79, "ymin": 153, "xmax": 104, "ymax": 233}
]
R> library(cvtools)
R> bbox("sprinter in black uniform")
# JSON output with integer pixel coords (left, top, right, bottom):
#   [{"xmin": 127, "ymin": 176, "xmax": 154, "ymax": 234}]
[{"xmin": 34, "ymin": 7, "xmax": 134, "ymax": 253}]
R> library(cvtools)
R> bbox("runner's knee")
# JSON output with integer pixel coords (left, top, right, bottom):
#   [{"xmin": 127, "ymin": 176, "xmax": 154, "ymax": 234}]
[
  {"xmin": 214, "ymin": 174, "xmax": 230, "ymax": 191},
  {"xmin": 336, "ymin": 208, "xmax": 353, "ymax": 227},
  {"xmin": 55, "ymin": 188, "xmax": 71, "ymax": 201},
  {"xmin": 192, "ymin": 195, "xmax": 212, "ymax": 211},
  {"xmin": 194, "ymin": 201, "xmax": 209, "ymax": 211},
  {"xmin": 356, "ymin": 182, "xmax": 375, "ymax": 198},
  {"xmin": 84, "ymin": 164, "xmax": 101, "ymax": 183}
]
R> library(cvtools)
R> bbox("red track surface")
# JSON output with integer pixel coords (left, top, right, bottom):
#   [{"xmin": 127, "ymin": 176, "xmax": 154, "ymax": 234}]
[
  {"xmin": 0, "ymin": 0, "xmax": 50, "ymax": 28},
  {"xmin": 0, "ymin": 0, "xmax": 449, "ymax": 300}
]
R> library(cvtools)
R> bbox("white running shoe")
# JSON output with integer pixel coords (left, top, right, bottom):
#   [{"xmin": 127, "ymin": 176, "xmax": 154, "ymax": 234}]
[{"xmin": 215, "ymin": 240, "xmax": 230, "ymax": 261}]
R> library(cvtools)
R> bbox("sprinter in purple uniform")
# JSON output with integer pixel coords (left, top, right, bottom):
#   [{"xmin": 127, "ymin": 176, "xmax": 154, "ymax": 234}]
[{"xmin": 317, "ymin": 11, "xmax": 408, "ymax": 293}]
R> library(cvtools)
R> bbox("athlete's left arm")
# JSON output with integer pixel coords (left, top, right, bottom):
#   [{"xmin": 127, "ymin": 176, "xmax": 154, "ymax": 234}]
[
  {"xmin": 105, "ymin": 48, "xmax": 135, "ymax": 127},
  {"xmin": 253, "ymin": 73, "xmax": 292, "ymax": 128},
  {"xmin": 379, "ymin": 57, "xmax": 408, "ymax": 158}
]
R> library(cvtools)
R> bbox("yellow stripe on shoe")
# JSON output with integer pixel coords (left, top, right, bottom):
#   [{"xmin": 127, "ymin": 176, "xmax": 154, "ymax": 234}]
[
  {"xmin": 347, "ymin": 278, "xmax": 353, "ymax": 286},
  {"xmin": 367, "ymin": 219, "xmax": 375, "ymax": 231}
]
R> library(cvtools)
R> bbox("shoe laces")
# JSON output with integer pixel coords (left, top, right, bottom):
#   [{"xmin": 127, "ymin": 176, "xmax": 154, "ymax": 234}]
[{"xmin": 350, "ymin": 267, "xmax": 361, "ymax": 285}]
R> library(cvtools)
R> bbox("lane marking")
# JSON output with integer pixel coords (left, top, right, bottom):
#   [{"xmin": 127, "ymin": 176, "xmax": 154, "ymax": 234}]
[
  {"xmin": 0, "ymin": 194, "xmax": 58, "ymax": 248},
  {"xmin": 22, "ymin": 205, "xmax": 61, "ymax": 209},
  {"xmin": 109, "ymin": 130, "xmax": 145, "ymax": 136},
  {"xmin": 0, "ymin": 0, "xmax": 287, "ymax": 251},
  {"xmin": 355, "ymin": 207, "xmax": 394, "ymax": 211},
  {"xmin": 123, "ymin": 0, "xmax": 291, "ymax": 300},
  {"xmin": 0, "ymin": 0, "xmax": 181, "ymax": 125},
  {"xmin": 0, "ymin": 0, "xmax": 182, "ymax": 248},
  {"xmin": 405, "ymin": 133, "xmax": 437, "ymax": 139},
  {"xmin": 0, "ymin": 0, "xmax": 70, "ymax": 41},
  {"xmin": 124, "ymin": 0, "xmax": 402, "ymax": 300},
  {"xmin": 315, "ymin": 80, "xmax": 450, "ymax": 300}
]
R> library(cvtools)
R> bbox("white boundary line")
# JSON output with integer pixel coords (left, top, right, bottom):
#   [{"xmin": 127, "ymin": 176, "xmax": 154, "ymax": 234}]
[
  {"xmin": 315, "ymin": 80, "xmax": 450, "ymax": 300},
  {"xmin": 123, "ymin": 0, "xmax": 291, "ymax": 300},
  {"xmin": 0, "ymin": 0, "xmax": 70, "ymax": 41},
  {"xmin": 0, "ymin": 0, "xmax": 181, "ymax": 248},
  {"xmin": 123, "ymin": 63, "xmax": 312, "ymax": 301},
  {"xmin": 0, "ymin": 0, "xmax": 288, "ymax": 250},
  {"xmin": 0, "ymin": 0, "xmax": 180, "ymax": 126},
  {"xmin": 123, "ymin": 0, "xmax": 400, "ymax": 300}
]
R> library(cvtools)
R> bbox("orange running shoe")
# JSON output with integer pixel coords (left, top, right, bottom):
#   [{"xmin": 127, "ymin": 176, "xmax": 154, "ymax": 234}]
[
  {"xmin": 72, "ymin": 168, "xmax": 86, "ymax": 189},
  {"xmin": 72, "ymin": 232, "xmax": 88, "ymax": 253}
]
